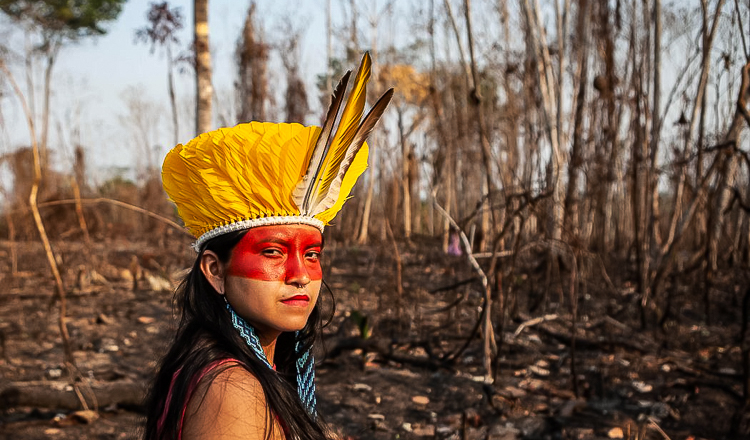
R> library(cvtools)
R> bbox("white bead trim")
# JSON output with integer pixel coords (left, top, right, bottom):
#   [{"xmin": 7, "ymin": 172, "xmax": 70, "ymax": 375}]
[{"xmin": 192, "ymin": 216, "xmax": 325, "ymax": 252}]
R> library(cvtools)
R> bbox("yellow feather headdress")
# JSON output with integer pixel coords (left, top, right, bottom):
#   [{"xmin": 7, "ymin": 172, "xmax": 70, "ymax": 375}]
[{"xmin": 162, "ymin": 53, "xmax": 393, "ymax": 250}]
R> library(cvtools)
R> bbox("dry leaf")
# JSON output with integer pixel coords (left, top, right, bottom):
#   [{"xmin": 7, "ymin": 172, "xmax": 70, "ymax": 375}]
[
  {"xmin": 71, "ymin": 410, "xmax": 99, "ymax": 424},
  {"xmin": 411, "ymin": 395, "xmax": 430, "ymax": 405}
]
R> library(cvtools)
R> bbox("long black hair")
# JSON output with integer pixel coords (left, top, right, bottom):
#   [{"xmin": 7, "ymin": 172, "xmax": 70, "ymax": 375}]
[{"xmin": 142, "ymin": 230, "xmax": 330, "ymax": 439}]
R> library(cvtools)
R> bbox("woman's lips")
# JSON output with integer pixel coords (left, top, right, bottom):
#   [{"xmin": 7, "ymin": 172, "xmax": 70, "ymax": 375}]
[{"xmin": 281, "ymin": 295, "xmax": 310, "ymax": 307}]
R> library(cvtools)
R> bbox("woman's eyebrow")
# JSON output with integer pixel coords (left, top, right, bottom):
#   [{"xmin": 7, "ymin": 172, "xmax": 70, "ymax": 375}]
[
  {"xmin": 254, "ymin": 235, "xmax": 323, "ymax": 247},
  {"xmin": 258, "ymin": 237, "xmax": 321, "ymax": 246},
  {"xmin": 259, "ymin": 238, "xmax": 288, "ymax": 245}
]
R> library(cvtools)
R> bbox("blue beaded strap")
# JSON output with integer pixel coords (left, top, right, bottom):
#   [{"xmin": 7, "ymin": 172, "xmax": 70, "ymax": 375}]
[
  {"xmin": 226, "ymin": 301, "xmax": 317, "ymax": 415},
  {"xmin": 295, "ymin": 338, "xmax": 317, "ymax": 415}
]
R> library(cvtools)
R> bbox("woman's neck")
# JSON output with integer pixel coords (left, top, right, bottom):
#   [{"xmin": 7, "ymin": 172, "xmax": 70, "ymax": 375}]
[{"xmin": 258, "ymin": 332, "xmax": 279, "ymax": 364}]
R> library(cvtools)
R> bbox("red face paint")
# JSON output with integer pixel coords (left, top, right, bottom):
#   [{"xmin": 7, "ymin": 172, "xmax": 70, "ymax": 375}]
[{"xmin": 226, "ymin": 225, "xmax": 323, "ymax": 282}]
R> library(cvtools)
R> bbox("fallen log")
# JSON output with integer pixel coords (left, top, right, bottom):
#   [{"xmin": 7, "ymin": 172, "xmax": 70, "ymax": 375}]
[
  {"xmin": 0, "ymin": 380, "xmax": 145, "ymax": 411},
  {"xmin": 326, "ymin": 337, "xmax": 445, "ymax": 370},
  {"xmin": 533, "ymin": 321, "xmax": 656, "ymax": 354}
]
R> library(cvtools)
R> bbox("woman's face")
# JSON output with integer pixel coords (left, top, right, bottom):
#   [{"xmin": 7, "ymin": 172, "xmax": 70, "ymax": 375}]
[{"xmin": 223, "ymin": 224, "xmax": 323, "ymax": 341}]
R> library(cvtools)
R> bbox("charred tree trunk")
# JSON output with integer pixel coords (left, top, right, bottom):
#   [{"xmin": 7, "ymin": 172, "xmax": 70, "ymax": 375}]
[
  {"xmin": 465, "ymin": 0, "xmax": 498, "ymax": 382},
  {"xmin": 692, "ymin": 0, "xmax": 727, "ymax": 250},
  {"xmin": 236, "ymin": 4, "xmax": 269, "ymax": 123},
  {"xmin": 565, "ymin": 0, "xmax": 591, "ymax": 240},
  {"xmin": 707, "ymin": 62, "xmax": 750, "ymax": 272},
  {"xmin": 520, "ymin": 0, "xmax": 566, "ymax": 243},
  {"xmin": 592, "ymin": 0, "xmax": 620, "ymax": 254}
]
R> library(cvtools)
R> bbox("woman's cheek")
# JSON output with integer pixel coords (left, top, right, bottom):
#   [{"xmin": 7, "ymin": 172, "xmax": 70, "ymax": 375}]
[
  {"xmin": 307, "ymin": 261, "xmax": 323, "ymax": 281},
  {"xmin": 227, "ymin": 254, "xmax": 285, "ymax": 281}
]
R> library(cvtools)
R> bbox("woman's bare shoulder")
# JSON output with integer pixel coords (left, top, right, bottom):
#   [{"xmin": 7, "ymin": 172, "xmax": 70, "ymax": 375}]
[{"xmin": 182, "ymin": 363, "xmax": 281, "ymax": 440}]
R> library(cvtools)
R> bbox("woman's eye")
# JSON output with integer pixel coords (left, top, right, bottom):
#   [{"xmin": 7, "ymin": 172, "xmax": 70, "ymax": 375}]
[
  {"xmin": 261, "ymin": 248, "xmax": 283, "ymax": 257},
  {"xmin": 306, "ymin": 251, "xmax": 320, "ymax": 261}
]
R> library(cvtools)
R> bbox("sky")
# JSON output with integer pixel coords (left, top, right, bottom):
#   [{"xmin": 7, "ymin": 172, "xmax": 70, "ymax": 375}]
[{"xmin": 1, "ymin": 0, "xmax": 332, "ymax": 186}]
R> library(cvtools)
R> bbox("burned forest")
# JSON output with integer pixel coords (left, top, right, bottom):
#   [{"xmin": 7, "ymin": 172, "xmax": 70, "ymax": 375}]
[{"xmin": 1, "ymin": 0, "xmax": 750, "ymax": 439}]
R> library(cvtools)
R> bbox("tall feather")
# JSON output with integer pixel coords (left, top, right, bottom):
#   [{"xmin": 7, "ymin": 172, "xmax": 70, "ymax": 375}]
[
  {"xmin": 292, "ymin": 71, "xmax": 352, "ymax": 214},
  {"xmin": 312, "ymin": 53, "xmax": 372, "ymax": 203},
  {"xmin": 311, "ymin": 88, "xmax": 394, "ymax": 216}
]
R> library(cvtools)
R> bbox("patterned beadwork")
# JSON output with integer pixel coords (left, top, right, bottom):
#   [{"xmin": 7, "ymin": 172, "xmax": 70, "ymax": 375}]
[
  {"xmin": 193, "ymin": 216, "xmax": 325, "ymax": 252},
  {"xmin": 295, "ymin": 338, "xmax": 317, "ymax": 416}
]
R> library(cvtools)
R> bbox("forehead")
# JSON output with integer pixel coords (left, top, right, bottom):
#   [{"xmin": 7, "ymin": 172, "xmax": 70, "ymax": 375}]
[{"xmin": 240, "ymin": 224, "xmax": 323, "ymax": 244}]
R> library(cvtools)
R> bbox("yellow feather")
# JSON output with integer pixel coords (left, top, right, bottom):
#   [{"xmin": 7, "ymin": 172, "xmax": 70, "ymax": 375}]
[
  {"xmin": 293, "ymin": 71, "xmax": 351, "ymax": 213},
  {"xmin": 312, "ymin": 53, "xmax": 371, "ymax": 209},
  {"xmin": 312, "ymin": 88, "xmax": 393, "ymax": 216},
  {"xmin": 316, "ymin": 143, "xmax": 369, "ymax": 224}
]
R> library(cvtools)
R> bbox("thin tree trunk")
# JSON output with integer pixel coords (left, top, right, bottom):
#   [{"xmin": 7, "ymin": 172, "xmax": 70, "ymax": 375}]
[
  {"xmin": 569, "ymin": 252, "xmax": 580, "ymax": 397},
  {"xmin": 693, "ymin": 0, "xmax": 726, "ymax": 249},
  {"xmin": 167, "ymin": 45, "xmax": 179, "ymax": 146},
  {"xmin": 443, "ymin": 0, "xmax": 472, "ymax": 256},
  {"xmin": 326, "ymin": 0, "xmax": 332, "ymax": 96},
  {"xmin": 24, "ymin": 34, "xmax": 36, "ymax": 138},
  {"xmin": 194, "ymin": 0, "xmax": 212, "ymax": 134},
  {"xmin": 388, "ymin": 221, "xmax": 403, "ymax": 298},
  {"xmin": 356, "ymin": 10, "xmax": 383, "ymax": 244},
  {"xmin": 707, "ymin": 62, "xmax": 750, "ymax": 271},
  {"xmin": 732, "ymin": 209, "xmax": 745, "ymax": 266},
  {"xmin": 594, "ymin": 0, "xmax": 620, "ymax": 254},
  {"xmin": 40, "ymin": 43, "xmax": 58, "ymax": 170},
  {"xmin": 348, "ymin": 0, "xmax": 359, "ymax": 53},
  {"xmin": 71, "ymin": 177, "xmax": 91, "ymax": 249},
  {"xmin": 565, "ymin": 0, "xmax": 591, "ymax": 239},
  {"xmin": 398, "ymin": 109, "xmax": 412, "ymax": 239},
  {"xmin": 427, "ymin": 4, "xmax": 454, "ymax": 251},
  {"xmin": 649, "ymin": 0, "xmax": 663, "ymax": 251},
  {"xmin": 520, "ymin": 0, "xmax": 565, "ymax": 241},
  {"xmin": 380, "ymin": 145, "xmax": 389, "ymax": 243},
  {"xmin": 662, "ymin": 154, "xmax": 686, "ymax": 255},
  {"xmin": 629, "ymin": 2, "xmax": 652, "ymax": 326},
  {"xmin": 464, "ymin": 0, "xmax": 498, "ymax": 250},
  {"xmin": 5, "ymin": 208, "xmax": 17, "ymax": 276},
  {"xmin": 465, "ymin": 0, "xmax": 497, "ymax": 382},
  {"xmin": 410, "ymin": 147, "xmax": 420, "ymax": 235},
  {"xmin": 555, "ymin": 0, "xmax": 571, "ymax": 176},
  {"xmin": 357, "ymin": 153, "xmax": 375, "ymax": 244},
  {"xmin": 443, "ymin": 0, "xmax": 471, "ymax": 86}
]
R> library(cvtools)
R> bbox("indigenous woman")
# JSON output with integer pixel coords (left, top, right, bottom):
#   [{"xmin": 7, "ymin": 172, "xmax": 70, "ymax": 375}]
[{"xmin": 142, "ymin": 53, "xmax": 392, "ymax": 440}]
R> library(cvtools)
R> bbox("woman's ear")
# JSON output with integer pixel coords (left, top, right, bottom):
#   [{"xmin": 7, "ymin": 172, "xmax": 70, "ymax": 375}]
[{"xmin": 200, "ymin": 250, "xmax": 226, "ymax": 295}]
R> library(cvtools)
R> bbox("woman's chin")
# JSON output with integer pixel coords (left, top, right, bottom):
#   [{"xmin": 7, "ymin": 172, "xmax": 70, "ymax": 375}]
[
  {"xmin": 284, "ymin": 320, "xmax": 307, "ymax": 332},
  {"xmin": 259, "ymin": 319, "xmax": 309, "ymax": 336}
]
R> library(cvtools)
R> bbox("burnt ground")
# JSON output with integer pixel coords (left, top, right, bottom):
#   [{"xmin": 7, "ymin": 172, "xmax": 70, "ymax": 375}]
[{"xmin": 0, "ymin": 236, "xmax": 747, "ymax": 439}]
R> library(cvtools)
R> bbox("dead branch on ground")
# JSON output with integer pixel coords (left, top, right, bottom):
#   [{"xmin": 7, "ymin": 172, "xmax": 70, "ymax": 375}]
[
  {"xmin": 0, "ymin": 380, "xmax": 143, "ymax": 411},
  {"xmin": 36, "ymin": 198, "xmax": 188, "ymax": 234}
]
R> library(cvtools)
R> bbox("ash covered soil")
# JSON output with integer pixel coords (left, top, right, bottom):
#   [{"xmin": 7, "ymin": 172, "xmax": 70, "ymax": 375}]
[{"xmin": 0, "ymin": 237, "xmax": 746, "ymax": 439}]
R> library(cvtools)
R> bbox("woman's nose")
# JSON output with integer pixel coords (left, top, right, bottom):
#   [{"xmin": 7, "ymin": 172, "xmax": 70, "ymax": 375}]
[{"xmin": 285, "ymin": 253, "xmax": 311, "ymax": 287}]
